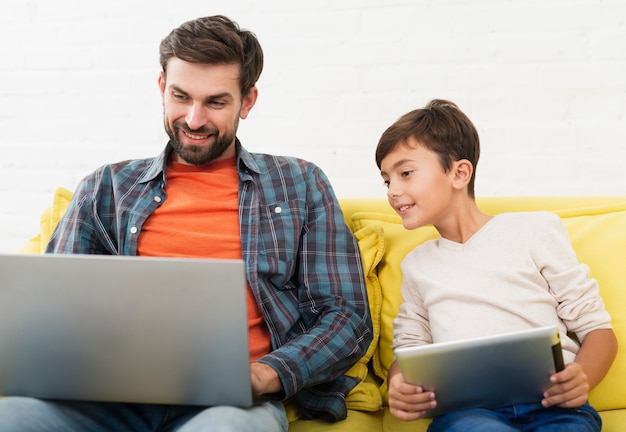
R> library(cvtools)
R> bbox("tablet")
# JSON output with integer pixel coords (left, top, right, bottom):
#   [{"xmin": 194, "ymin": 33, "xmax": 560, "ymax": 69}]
[{"xmin": 394, "ymin": 326, "xmax": 564, "ymax": 418}]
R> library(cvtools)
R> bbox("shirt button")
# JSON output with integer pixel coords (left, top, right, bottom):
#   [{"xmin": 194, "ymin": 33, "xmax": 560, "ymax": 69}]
[
  {"xmin": 274, "ymin": 206, "xmax": 282, "ymax": 214},
  {"xmin": 130, "ymin": 227, "xmax": 138, "ymax": 234},
  {"xmin": 154, "ymin": 196, "xmax": 162, "ymax": 203}
]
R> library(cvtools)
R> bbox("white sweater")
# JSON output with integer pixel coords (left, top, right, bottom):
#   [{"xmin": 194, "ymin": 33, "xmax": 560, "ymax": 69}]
[{"xmin": 392, "ymin": 211, "xmax": 612, "ymax": 363}]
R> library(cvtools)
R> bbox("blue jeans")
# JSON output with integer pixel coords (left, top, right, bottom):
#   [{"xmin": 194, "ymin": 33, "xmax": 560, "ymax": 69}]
[
  {"xmin": 0, "ymin": 397, "xmax": 288, "ymax": 432},
  {"xmin": 427, "ymin": 402, "xmax": 601, "ymax": 432}
]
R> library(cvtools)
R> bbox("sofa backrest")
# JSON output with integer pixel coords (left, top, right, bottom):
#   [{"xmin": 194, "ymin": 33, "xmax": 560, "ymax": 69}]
[{"xmin": 20, "ymin": 189, "xmax": 626, "ymax": 413}]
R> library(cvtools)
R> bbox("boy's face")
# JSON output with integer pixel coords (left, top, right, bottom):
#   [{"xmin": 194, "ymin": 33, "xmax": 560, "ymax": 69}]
[{"xmin": 379, "ymin": 139, "xmax": 457, "ymax": 230}]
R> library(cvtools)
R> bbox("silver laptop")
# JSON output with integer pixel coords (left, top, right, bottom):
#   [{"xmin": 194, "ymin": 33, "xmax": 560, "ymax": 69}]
[
  {"xmin": 394, "ymin": 326, "xmax": 564, "ymax": 418},
  {"xmin": 0, "ymin": 253, "xmax": 253, "ymax": 407}
]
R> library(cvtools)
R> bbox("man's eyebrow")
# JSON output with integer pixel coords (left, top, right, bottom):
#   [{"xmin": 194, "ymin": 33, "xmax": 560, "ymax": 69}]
[
  {"xmin": 168, "ymin": 86, "xmax": 234, "ymax": 102},
  {"xmin": 205, "ymin": 92, "xmax": 234, "ymax": 101},
  {"xmin": 169, "ymin": 84, "xmax": 188, "ymax": 95}
]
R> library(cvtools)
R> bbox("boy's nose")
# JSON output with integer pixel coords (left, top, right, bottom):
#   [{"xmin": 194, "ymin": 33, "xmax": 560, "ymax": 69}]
[{"xmin": 387, "ymin": 182, "xmax": 401, "ymax": 198}]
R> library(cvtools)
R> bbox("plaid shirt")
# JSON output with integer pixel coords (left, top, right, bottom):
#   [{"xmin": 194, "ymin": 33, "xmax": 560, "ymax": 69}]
[{"xmin": 47, "ymin": 141, "xmax": 372, "ymax": 421}]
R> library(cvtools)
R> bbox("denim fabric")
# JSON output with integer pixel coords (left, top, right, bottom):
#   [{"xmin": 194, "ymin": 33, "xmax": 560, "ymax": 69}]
[
  {"xmin": 0, "ymin": 397, "xmax": 288, "ymax": 432},
  {"xmin": 428, "ymin": 402, "xmax": 601, "ymax": 432}
]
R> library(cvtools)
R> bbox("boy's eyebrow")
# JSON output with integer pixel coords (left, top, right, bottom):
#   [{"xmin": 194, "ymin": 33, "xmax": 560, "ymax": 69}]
[
  {"xmin": 381, "ymin": 158, "xmax": 415, "ymax": 176},
  {"xmin": 392, "ymin": 159, "xmax": 413, "ymax": 167}
]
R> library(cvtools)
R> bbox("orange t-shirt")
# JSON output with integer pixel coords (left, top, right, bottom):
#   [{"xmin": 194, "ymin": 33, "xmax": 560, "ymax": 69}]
[{"xmin": 138, "ymin": 156, "xmax": 271, "ymax": 361}]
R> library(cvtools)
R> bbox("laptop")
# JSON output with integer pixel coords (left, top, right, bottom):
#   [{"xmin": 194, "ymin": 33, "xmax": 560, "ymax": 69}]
[
  {"xmin": 394, "ymin": 326, "xmax": 564, "ymax": 418},
  {"xmin": 0, "ymin": 253, "xmax": 253, "ymax": 407}
]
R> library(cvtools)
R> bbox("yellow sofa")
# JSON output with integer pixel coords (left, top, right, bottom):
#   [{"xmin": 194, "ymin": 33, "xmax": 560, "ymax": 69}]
[{"xmin": 20, "ymin": 189, "xmax": 626, "ymax": 431}]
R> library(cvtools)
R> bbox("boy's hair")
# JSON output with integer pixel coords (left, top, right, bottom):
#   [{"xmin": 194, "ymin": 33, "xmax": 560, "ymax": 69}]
[
  {"xmin": 159, "ymin": 15, "xmax": 264, "ymax": 97},
  {"xmin": 375, "ymin": 99, "xmax": 481, "ymax": 197}
]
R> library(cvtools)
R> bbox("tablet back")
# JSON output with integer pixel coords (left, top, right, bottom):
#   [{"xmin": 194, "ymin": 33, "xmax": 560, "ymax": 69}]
[{"xmin": 394, "ymin": 326, "xmax": 564, "ymax": 418}]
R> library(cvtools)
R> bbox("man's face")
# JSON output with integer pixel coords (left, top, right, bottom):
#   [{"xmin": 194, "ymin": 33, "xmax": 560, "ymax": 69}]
[{"xmin": 158, "ymin": 58, "xmax": 257, "ymax": 165}]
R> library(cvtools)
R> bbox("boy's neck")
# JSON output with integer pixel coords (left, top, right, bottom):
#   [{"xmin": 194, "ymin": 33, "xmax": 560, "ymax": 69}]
[{"xmin": 436, "ymin": 198, "xmax": 492, "ymax": 244}]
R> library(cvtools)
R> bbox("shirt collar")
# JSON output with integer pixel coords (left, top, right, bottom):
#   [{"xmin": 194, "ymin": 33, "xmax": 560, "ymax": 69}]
[{"xmin": 235, "ymin": 139, "xmax": 262, "ymax": 176}]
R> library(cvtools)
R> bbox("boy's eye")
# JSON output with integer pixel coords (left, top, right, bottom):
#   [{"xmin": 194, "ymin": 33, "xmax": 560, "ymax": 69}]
[{"xmin": 383, "ymin": 179, "xmax": 390, "ymax": 188}]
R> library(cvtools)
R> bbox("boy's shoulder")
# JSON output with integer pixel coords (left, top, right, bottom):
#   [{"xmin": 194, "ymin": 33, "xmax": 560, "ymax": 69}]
[
  {"xmin": 484, "ymin": 211, "xmax": 564, "ymax": 239},
  {"xmin": 494, "ymin": 210, "xmax": 560, "ymax": 225}
]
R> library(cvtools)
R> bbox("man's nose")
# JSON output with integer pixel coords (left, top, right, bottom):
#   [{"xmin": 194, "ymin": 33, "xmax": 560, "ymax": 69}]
[{"xmin": 185, "ymin": 103, "xmax": 208, "ymax": 130}]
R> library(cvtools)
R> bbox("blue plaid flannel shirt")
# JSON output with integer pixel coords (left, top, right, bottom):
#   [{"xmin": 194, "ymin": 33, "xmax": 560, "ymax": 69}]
[{"xmin": 47, "ymin": 140, "xmax": 372, "ymax": 421}]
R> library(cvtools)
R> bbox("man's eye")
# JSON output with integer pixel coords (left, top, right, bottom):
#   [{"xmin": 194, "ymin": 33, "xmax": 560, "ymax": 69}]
[
  {"xmin": 209, "ymin": 100, "xmax": 226, "ymax": 108},
  {"xmin": 173, "ymin": 93, "xmax": 187, "ymax": 101}
]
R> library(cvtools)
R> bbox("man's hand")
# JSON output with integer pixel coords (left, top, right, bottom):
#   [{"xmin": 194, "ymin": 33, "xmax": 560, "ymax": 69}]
[{"xmin": 250, "ymin": 362, "xmax": 283, "ymax": 399}]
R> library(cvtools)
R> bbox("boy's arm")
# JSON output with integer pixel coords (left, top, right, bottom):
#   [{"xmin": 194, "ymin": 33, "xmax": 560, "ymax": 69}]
[
  {"xmin": 575, "ymin": 328, "xmax": 618, "ymax": 389},
  {"xmin": 542, "ymin": 328, "xmax": 618, "ymax": 408}
]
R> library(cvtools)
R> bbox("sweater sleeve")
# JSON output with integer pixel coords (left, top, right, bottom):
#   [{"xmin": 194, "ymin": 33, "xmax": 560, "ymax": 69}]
[{"xmin": 533, "ymin": 212, "xmax": 612, "ymax": 340}]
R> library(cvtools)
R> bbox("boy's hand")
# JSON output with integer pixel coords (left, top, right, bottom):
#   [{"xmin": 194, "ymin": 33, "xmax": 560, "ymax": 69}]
[
  {"xmin": 542, "ymin": 362, "xmax": 590, "ymax": 408},
  {"xmin": 388, "ymin": 362, "xmax": 437, "ymax": 421}
]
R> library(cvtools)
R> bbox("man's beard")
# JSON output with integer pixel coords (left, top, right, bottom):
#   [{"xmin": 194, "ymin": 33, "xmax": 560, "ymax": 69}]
[{"xmin": 165, "ymin": 120, "xmax": 237, "ymax": 166}]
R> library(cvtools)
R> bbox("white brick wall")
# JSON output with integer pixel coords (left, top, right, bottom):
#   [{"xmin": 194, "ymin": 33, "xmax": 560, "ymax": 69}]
[{"xmin": 1, "ymin": 0, "xmax": 625, "ymax": 252}]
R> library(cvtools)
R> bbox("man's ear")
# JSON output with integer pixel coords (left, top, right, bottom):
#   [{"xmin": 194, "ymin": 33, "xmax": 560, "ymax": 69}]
[
  {"xmin": 451, "ymin": 159, "xmax": 473, "ymax": 190},
  {"xmin": 239, "ymin": 86, "xmax": 258, "ymax": 119},
  {"xmin": 158, "ymin": 72, "xmax": 166, "ymax": 103}
]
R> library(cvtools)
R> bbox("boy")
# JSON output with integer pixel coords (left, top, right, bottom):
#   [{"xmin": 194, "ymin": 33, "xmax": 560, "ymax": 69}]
[{"xmin": 376, "ymin": 99, "xmax": 617, "ymax": 431}]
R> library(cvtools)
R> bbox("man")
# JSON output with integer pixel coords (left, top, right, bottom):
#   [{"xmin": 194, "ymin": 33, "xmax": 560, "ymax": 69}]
[{"xmin": 0, "ymin": 15, "xmax": 372, "ymax": 432}]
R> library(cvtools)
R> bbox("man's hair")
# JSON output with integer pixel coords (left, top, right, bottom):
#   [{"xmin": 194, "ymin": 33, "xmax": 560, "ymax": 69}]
[
  {"xmin": 159, "ymin": 15, "xmax": 264, "ymax": 97},
  {"xmin": 375, "ymin": 99, "xmax": 481, "ymax": 197}
]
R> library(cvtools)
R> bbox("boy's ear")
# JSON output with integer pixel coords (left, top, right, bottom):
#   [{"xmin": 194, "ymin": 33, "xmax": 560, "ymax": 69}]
[{"xmin": 451, "ymin": 159, "xmax": 473, "ymax": 190}]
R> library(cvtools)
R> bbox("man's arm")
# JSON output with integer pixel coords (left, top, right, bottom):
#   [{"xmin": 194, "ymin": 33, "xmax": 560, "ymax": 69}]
[
  {"xmin": 253, "ymin": 160, "xmax": 373, "ymax": 397},
  {"xmin": 46, "ymin": 175, "xmax": 111, "ymax": 254}
]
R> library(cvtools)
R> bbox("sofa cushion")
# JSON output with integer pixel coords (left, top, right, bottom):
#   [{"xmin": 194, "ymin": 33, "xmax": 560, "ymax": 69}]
[
  {"xmin": 352, "ymin": 203, "xmax": 626, "ymax": 410},
  {"xmin": 552, "ymin": 204, "xmax": 626, "ymax": 411},
  {"xmin": 343, "ymin": 225, "xmax": 384, "ymax": 411},
  {"xmin": 351, "ymin": 212, "xmax": 439, "ymax": 402},
  {"xmin": 17, "ymin": 187, "xmax": 73, "ymax": 254}
]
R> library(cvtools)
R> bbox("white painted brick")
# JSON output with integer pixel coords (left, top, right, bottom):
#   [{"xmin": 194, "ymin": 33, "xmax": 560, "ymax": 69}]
[{"xmin": 1, "ymin": 0, "xmax": 626, "ymax": 251}]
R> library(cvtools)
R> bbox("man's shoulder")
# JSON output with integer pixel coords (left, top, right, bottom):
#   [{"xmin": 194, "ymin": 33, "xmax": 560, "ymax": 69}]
[
  {"xmin": 86, "ymin": 155, "xmax": 161, "ymax": 182},
  {"xmin": 248, "ymin": 151, "xmax": 317, "ymax": 172},
  {"xmin": 73, "ymin": 154, "xmax": 163, "ymax": 198},
  {"xmin": 104, "ymin": 155, "xmax": 160, "ymax": 172}
]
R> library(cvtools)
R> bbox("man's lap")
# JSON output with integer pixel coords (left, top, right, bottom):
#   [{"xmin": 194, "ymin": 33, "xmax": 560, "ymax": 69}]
[{"xmin": 0, "ymin": 397, "xmax": 288, "ymax": 432}]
